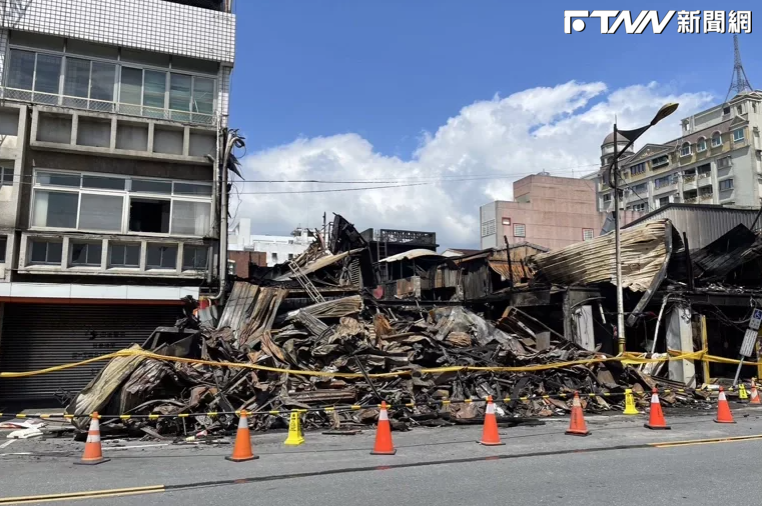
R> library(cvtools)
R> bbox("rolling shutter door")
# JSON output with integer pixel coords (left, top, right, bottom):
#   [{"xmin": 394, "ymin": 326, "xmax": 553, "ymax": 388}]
[{"xmin": 0, "ymin": 304, "xmax": 182, "ymax": 401}]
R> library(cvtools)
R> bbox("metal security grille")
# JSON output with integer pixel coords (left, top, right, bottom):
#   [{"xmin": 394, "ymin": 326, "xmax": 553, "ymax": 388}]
[{"xmin": 0, "ymin": 304, "xmax": 182, "ymax": 402}]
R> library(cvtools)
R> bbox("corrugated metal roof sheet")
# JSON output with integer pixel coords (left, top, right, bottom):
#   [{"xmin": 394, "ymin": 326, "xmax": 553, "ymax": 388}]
[
  {"xmin": 529, "ymin": 220, "xmax": 670, "ymax": 291},
  {"xmin": 378, "ymin": 249, "xmax": 442, "ymax": 263}
]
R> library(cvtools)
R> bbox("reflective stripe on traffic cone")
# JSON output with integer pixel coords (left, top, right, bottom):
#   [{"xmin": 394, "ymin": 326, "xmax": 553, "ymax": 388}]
[
  {"xmin": 750, "ymin": 380, "xmax": 761, "ymax": 405},
  {"xmin": 565, "ymin": 392, "xmax": 590, "ymax": 436},
  {"xmin": 370, "ymin": 401, "xmax": 396, "ymax": 455},
  {"xmin": 644, "ymin": 388, "xmax": 670, "ymax": 430},
  {"xmin": 226, "ymin": 410, "xmax": 259, "ymax": 462},
  {"xmin": 478, "ymin": 396, "xmax": 505, "ymax": 446},
  {"xmin": 714, "ymin": 387, "xmax": 736, "ymax": 424},
  {"xmin": 623, "ymin": 388, "xmax": 639, "ymax": 415},
  {"xmin": 284, "ymin": 411, "xmax": 305, "ymax": 446},
  {"xmin": 74, "ymin": 413, "xmax": 110, "ymax": 465}
]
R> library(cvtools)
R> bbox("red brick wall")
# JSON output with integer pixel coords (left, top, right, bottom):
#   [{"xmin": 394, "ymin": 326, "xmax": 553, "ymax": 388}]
[{"xmin": 229, "ymin": 251, "xmax": 267, "ymax": 278}]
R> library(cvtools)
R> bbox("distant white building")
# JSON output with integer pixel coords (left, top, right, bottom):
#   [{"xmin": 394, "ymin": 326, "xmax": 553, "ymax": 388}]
[{"xmin": 229, "ymin": 218, "xmax": 316, "ymax": 266}]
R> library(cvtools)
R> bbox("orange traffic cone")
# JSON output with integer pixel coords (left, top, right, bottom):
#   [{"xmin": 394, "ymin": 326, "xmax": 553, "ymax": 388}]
[
  {"xmin": 714, "ymin": 387, "xmax": 736, "ymax": 424},
  {"xmin": 371, "ymin": 401, "xmax": 396, "ymax": 455},
  {"xmin": 74, "ymin": 413, "xmax": 110, "ymax": 465},
  {"xmin": 750, "ymin": 379, "xmax": 761, "ymax": 405},
  {"xmin": 644, "ymin": 388, "xmax": 670, "ymax": 430},
  {"xmin": 226, "ymin": 410, "xmax": 259, "ymax": 462},
  {"xmin": 478, "ymin": 396, "xmax": 505, "ymax": 446},
  {"xmin": 565, "ymin": 392, "xmax": 590, "ymax": 436}
]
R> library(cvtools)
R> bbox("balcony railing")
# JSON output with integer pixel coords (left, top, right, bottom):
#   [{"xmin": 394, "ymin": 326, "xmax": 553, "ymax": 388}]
[
  {"xmin": 684, "ymin": 197, "xmax": 698, "ymax": 204},
  {"xmin": 700, "ymin": 192, "xmax": 713, "ymax": 201},
  {"xmin": 683, "ymin": 175, "xmax": 696, "ymax": 183},
  {"xmin": 0, "ymin": 87, "xmax": 216, "ymax": 126}
]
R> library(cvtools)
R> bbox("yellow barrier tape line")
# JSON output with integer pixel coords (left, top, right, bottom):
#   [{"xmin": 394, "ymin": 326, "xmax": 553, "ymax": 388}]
[{"xmin": 0, "ymin": 347, "xmax": 755, "ymax": 380}]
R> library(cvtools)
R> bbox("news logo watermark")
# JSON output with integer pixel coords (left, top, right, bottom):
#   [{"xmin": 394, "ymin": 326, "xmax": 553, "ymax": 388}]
[{"xmin": 564, "ymin": 10, "xmax": 752, "ymax": 34}]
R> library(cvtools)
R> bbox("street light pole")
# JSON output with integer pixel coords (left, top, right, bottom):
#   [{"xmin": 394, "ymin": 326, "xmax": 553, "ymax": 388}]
[
  {"xmin": 612, "ymin": 125, "xmax": 625, "ymax": 355},
  {"xmin": 607, "ymin": 103, "xmax": 680, "ymax": 356}
]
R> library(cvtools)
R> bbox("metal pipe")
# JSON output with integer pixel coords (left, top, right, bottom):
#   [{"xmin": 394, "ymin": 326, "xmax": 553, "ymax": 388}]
[{"xmin": 209, "ymin": 132, "xmax": 238, "ymax": 303}]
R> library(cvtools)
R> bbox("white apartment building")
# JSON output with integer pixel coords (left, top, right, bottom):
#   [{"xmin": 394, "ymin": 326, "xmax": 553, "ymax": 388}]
[
  {"xmin": 229, "ymin": 218, "xmax": 316, "ymax": 267},
  {"xmin": 596, "ymin": 91, "xmax": 762, "ymax": 214},
  {"xmin": 0, "ymin": 0, "xmax": 236, "ymax": 401}
]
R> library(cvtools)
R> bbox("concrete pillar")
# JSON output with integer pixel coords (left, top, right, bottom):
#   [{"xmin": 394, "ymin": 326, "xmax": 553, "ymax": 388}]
[
  {"xmin": 110, "ymin": 117, "xmax": 118, "ymax": 150},
  {"xmin": 182, "ymin": 126, "xmax": 190, "ymax": 156},
  {"xmin": 667, "ymin": 307, "xmax": 696, "ymax": 387},
  {"xmin": 147, "ymin": 123, "xmax": 155, "ymax": 153},
  {"xmin": 70, "ymin": 113, "xmax": 79, "ymax": 146}
]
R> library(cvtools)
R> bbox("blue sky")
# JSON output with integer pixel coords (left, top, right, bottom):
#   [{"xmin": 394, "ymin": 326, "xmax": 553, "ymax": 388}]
[{"xmin": 229, "ymin": 1, "xmax": 759, "ymax": 247}]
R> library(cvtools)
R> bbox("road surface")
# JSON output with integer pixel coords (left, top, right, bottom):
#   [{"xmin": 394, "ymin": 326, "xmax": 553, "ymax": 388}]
[{"xmin": 1, "ymin": 407, "xmax": 761, "ymax": 505}]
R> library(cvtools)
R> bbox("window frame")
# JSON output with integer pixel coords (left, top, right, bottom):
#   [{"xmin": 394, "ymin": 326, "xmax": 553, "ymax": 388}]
[
  {"xmin": 651, "ymin": 155, "xmax": 669, "ymax": 168},
  {"xmin": 146, "ymin": 243, "xmax": 178, "ymax": 270},
  {"xmin": 582, "ymin": 229, "xmax": 594, "ymax": 241},
  {"xmin": 719, "ymin": 179, "xmax": 734, "ymax": 191},
  {"xmin": 711, "ymin": 133, "xmax": 722, "ymax": 147},
  {"xmin": 28, "ymin": 238, "xmax": 63, "ymax": 266},
  {"xmin": 5, "ymin": 43, "xmax": 218, "ymax": 122},
  {"xmin": 680, "ymin": 142, "xmax": 692, "ymax": 157},
  {"xmin": 182, "ymin": 245, "xmax": 209, "ymax": 271},
  {"xmin": 733, "ymin": 129, "xmax": 745, "ymax": 142},
  {"xmin": 29, "ymin": 169, "xmax": 212, "ymax": 238},
  {"xmin": 697, "ymin": 137, "xmax": 707, "ymax": 152},
  {"xmin": 513, "ymin": 223, "xmax": 526, "ymax": 238},
  {"xmin": 629, "ymin": 162, "xmax": 646, "ymax": 176},
  {"xmin": 0, "ymin": 166, "xmax": 14, "ymax": 188},
  {"xmin": 108, "ymin": 242, "xmax": 142, "ymax": 269},
  {"xmin": 69, "ymin": 240, "xmax": 104, "ymax": 267}
]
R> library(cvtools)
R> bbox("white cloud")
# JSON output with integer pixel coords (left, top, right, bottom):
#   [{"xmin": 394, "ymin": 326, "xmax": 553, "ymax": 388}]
[{"xmin": 236, "ymin": 81, "xmax": 713, "ymax": 248}]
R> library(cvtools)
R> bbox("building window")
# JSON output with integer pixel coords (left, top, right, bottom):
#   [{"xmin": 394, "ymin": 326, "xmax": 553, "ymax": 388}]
[
  {"xmin": 31, "ymin": 170, "xmax": 211, "ymax": 237},
  {"xmin": 272, "ymin": 252, "xmax": 278, "ymax": 263},
  {"xmin": 719, "ymin": 179, "xmax": 734, "ymax": 191},
  {"xmin": 70, "ymin": 241, "xmax": 103, "ymax": 266},
  {"xmin": 711, "ymin": 133, "xmax": 722, "ymax": 147},
  {"xmin": 654, "ymin": 175, "xmax": 672, "ymax": 189},
  {"xmin": 659, "ymin": 196, "xmax": 670, "ymax": 207},
  {"xmin": 480, "ymin": 219, "xmax": 496, "ymax": 237},
  {"xmin": 717, "ymin": 157, "xmax": 732, "ymax": 169},
  {"xmin": 697, "ymin": 138, "xmax": 707, "ymax": 152},
  {"xmin": 723, "ymin": 106, "xmax": 731, "ymax": 116},
  {"xmin": 602, "ymin": 193, "xmax": 612, "ymax": 203},
  {"xmin": 0, "ymin": 236, "xmax": 6, "ymax": 263},
  {"xmin": 5, "ymin": 47, "xmax": 217, "ymax": 124},
  {"xmin": 513, "ymin": 224, "xmax": 526, "ymax": 238},
  {"xmin": 288, "ymin": 253, "xmax": 294, "ymax": 260},
  {"xmin": 733, "ymin": 129, "xmax": 745, "ymax": 142},
  {"xmin": 29, "ymin": 239, "xmax": 63, "ymax": 265},
  {"xmin": 109, "ymin": 243, "xmax": 140, "ymax": 268},
  {"xmin": 501, "ymin": 218, "xmax": 511, "ymax": 226},
  {"xmin": 630, "ymin": 162, "xmax": 646, "ymax": 176},
  {"xmin": 630, "ymin": 183, "xmax": 648, "ymax": 195},
  {"xmin": 680, "ymin": 142, "xmax": 691, "ymax": 157},
  {"xmin": 737, "ymin": 105, "xmax": 743, "ymax": 115},
  {"xmin": 582, "ymin": 229, "xmax": 594, "ymax": 241},
  {"xmin": 146, "ymin": 244, "xmax": 177, "ymax": 269},
  {"xmin": 182, "ymin": 246, "xmax": 208, "ymax": 270},
  {"xmin": 651, "ymin": 155, "xmax": 669, "ymax": 168},
  {"xmin": 629, "ymin": 203, "xmax": 647, "ymax": 212},
  {"xmin": 0, "ymin": 166, "xmax": 14, "ymax": 188}
]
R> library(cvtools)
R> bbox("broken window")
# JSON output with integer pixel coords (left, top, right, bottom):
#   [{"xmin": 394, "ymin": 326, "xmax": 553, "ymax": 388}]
[
  {"xmin": 146, "ymin": 244, "xmax": 177, "ymax": 269},
  {"xmin": 109, "ymin": 243, "xmax": 140, "ymax": 268},
  {"xmin": 29, "ymin": 239, "xmax": 62, "ymax": 265},
  {"xmin": 70, "ymin": 241, "xmax": 102, "ymax": 266},
  {"xmin": 182, "ymin": 246, "xmax": 208, "ymax": 270},
  {"xmin": 130, "ymin": 198, "xmax": 171, "ymax": 233}
]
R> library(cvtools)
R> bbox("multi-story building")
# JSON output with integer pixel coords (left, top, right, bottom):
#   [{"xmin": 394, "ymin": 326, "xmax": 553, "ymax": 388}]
[
  {"xmin": 229, "ymin": 218, "xmax": 317, "ymax": 267},
  {"xmin": 596, "ymin": 91, "xmax": 762, "ymax": 214},
  {"xmin": 0, "ymin": 0, "xmax": 236, "ymax": 402},
  {"xmin": 480, "ymin": 174, "xmax": 604, "ymax": 251}
]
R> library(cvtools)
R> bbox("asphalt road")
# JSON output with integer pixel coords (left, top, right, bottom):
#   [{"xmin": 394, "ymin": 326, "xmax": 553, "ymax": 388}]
[{"xmin": 2, "ymin": 407, "xmax": 762, "ymax": 505}]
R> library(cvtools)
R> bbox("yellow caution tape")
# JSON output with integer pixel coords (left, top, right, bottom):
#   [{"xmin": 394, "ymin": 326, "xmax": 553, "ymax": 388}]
[{"xmin": 0, "ymin": 347, "xmax": 750, "ymax": 380}]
